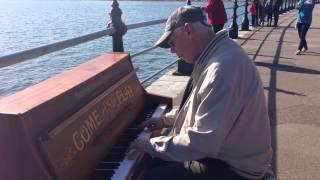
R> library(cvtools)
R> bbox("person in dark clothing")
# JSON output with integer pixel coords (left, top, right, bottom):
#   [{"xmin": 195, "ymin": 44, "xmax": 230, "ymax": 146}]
[
  {"xmin": 265, "ymin": 0, "xmax": 273, "ymax": 26},
  {"xmin": 259, "ymin": 2, "xmax": 266, "ymax": 26},
  {"xmin": 272, "ymin": 0, "xmax": 282, "ymax": 27},
  {"xmin": 202, "ymin": 0, "xmax": 227, "ymax": 32},
  {"xmin": 295, "ymin": 0, "xmax": 315, "ymax": 55}
]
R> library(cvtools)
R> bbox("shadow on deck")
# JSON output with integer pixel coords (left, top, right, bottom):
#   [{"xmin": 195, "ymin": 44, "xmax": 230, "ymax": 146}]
[{"xmin": 238, "ymin": 5, "xmax": 320, "ymax": 180}]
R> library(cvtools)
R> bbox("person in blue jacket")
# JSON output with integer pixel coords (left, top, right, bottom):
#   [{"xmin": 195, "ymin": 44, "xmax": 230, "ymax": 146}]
[{"xmin": 295, "ymin": 0, "xmax": 315, "ymax": 55}]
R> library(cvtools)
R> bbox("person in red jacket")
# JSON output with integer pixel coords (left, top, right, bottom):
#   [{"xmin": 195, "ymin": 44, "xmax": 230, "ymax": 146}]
[
  {"xmin": 249, "ymin": 0, "xmax": 257, "ymax": 27},
  {"xmin": 202, "ymin": 0, "xmax": 227, "ymax": 33}
]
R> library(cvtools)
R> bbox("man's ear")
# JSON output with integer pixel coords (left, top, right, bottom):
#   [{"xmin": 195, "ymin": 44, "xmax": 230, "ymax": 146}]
[{"xmin": 184, "ymin": 23, "xmax": 192, "ymax": 35}]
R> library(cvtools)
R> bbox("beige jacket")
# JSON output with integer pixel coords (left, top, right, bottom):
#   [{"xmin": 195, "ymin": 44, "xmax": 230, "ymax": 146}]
[{"xmin": 146, "ymin": 30, "xmax": 273, "ymax": 179}]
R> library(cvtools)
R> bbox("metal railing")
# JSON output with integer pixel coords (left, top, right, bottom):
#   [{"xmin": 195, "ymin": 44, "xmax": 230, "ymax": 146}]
[
  {"xmin": 0, "ymin": 0, "xmax": 308, "ymax": 87},
  {"xmin": 0, "ymin": 19, "xmax": 166, "ymax": 69}
]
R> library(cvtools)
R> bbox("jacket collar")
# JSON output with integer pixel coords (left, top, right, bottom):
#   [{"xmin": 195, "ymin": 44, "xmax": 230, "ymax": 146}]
[{"xmin": 191, "ymin": 29, "xmax": 229, "ymax": 81}]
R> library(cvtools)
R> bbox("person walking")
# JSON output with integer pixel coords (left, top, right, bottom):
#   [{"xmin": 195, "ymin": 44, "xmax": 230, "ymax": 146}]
[
  {"xmin": 249, "ymin": 0, "xmax": 257, "ymax": 27},
  {"xmin": 202, "ymin": 0, "xmax": 227, "ymax": 32},
  {"xmin": 128, "ymin": 5, "xmax": 273, "ymax": 180},
  {"xmin": 265, "ymin": 0, "xmax": 273, "ymax": 26},
  {"xmin": 272, "ymin": 0, "xmax": 282, "ymax": 27},
  {"xmin": 295, "ymin": 0, "xmax": 315, "ymax": 55},
  {"xmin": 259, "ymin": 1, "xmax": 266, "ymax": 26}
]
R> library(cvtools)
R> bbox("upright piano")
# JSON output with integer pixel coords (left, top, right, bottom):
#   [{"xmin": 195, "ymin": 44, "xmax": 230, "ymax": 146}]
[{"xmin": 0, "ymin": 52, "xmax": 172, "ymax": 180}]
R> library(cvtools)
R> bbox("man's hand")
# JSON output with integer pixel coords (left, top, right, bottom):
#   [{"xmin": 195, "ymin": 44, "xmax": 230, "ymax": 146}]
[
  {"xmin": 137, "ymin": 116, "xmax": 165, "ymax": 131},
  {"xmin": 127, "ymin": 133, "xmax": 150, "ymax": 160},
  {"xmin": 127, "ymin": 140, "xmax": 142, "ymax": 160}
]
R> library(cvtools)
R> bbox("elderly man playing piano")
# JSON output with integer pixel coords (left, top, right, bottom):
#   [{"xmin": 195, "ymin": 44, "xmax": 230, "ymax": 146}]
[{"xmin": 129, "ymin": 5, "xmax": 273, "ymax": 180}]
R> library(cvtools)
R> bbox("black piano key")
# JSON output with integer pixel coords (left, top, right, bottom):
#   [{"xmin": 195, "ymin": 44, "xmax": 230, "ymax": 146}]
[
  {"xmin": 97, "ymin": 162, "xmax": 119, "ymax": 169},
  {"xmin": 113, "ymin": 139, "xmax": 133, "ymax": 147},
  {"xmin": 111, "ymin": 146, "xmax": 127, "ymax": 152},
  {"xmin": 113, "ymin": 134, "xmax": 139, "ymax": 146},
  {"xmin": 120, "ymin": 132, "xmax": 139, "ymax": 139},
  {"xmin": 110, "ymin": 145, "xmax": 127, "ymax": 150},
  {"xmin": 96, "ymin": 169, "xmax": 114, "ymax": 177},
  {"xmin": 88, "ymin": 174, "xmax": 105, "ymax": 180},
  {"xmin": 88, "ymin": 174, "xmax": 110, "ymax": 180},
  {"xmin": 103, "ymin": 153, "xmax": 125, "ymax": 162},
  {"xmin": 88, "ymin": 169, "xmax": 114, "ymax": 180}
]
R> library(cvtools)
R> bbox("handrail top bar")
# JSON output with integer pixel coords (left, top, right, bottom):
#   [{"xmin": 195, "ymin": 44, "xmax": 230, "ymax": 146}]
[
  {"xmin": 0, "ymin": 19, "xmax": 167, "ymax": 69},
  {"xmin": 0, "ymin": 28, "xmax": 115, "ymax": 69}
]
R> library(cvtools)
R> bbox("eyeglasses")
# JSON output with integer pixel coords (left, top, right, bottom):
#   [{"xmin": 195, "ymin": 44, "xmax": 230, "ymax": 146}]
[
  {"xmin": 168, "ymin": 35, "xmax": 176, "ymax": 48},
  {"xmin": 168, "ymin": 27, "xmax": 180, "ymax": 48}
]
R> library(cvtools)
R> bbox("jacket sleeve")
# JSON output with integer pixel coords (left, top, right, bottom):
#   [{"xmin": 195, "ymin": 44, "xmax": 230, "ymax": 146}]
[{"xmin": 145, "ymin": 64, "xmax": 246, "ymax": 162}]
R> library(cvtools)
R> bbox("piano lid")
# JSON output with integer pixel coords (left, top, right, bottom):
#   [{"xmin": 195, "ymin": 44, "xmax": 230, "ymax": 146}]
[{"xmin": 0, "ymin": 52, "xmax": 131, "ymax": 114}]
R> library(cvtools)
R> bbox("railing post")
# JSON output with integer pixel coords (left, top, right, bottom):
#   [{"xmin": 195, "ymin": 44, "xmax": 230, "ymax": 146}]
[
  {"xmin": 289, "ymin": 0, "xmax": 292, "ymax": 10},
  {"xmin": 288, "ymin": 0, "xmax": 291, "ymax": 11},
  {"xmin": 108, "ymin": 0, "xmax": 127, "ymax": 52},
  {"xmin": 280, "ymin": 0, "xmax": 284, "ymax": 14},
  {"xmin": 291, "ymin": 0, "xmax": 295, "ymax": 9},
  {"xmin": 286, "ymin": 0, "xmax": 289, "ymax": 11},
  {"xmin": 241, "ymin": 0, "xmax": 249, "ymax": 31},
  {"xmin": 229, "ymin": 0, "xmax": 238, "ymax": 39}
]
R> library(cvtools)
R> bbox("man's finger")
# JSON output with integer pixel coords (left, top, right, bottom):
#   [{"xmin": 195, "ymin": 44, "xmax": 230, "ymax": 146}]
[
  {"xmin": 137, "ymin": 121, "xmax": 149, "ymax": 129},
  {"xmin": 127, "ymin": 140, "xmax": 136, "ymax": 153},
  {"xmin": 127, "ymin": 149, "xmax": 139, "ymax": 160}
]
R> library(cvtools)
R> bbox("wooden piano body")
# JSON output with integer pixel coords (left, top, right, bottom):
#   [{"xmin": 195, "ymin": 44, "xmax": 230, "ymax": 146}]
[{"xmin": 0, "ymin": 53, "xmax": 172, "ymax": 180}]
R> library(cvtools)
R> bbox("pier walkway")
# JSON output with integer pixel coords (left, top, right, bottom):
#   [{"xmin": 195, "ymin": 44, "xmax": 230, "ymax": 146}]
[{"xmin": 147, "ymin": 5, "xmax": 320, "ymax": 180}]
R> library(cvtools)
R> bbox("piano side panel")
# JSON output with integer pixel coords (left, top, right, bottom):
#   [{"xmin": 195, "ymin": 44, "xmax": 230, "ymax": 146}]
[
  {"xmin": 39, "ymin": 72, "xmax": 145, "ymax": 180},
  {"xmin": 0, "ymin": 114, "xmax": 52, "ymax": 180}
]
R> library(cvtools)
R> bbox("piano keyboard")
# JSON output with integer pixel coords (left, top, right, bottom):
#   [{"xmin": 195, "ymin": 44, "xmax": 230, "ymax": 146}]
[{"xmin": 88, "ymin": 104, "xmax": 167, "ymax": 180}]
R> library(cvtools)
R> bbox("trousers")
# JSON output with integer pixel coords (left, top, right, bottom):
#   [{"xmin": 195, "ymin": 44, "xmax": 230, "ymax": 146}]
[{"xmin": 297, "ymin": 22, "xmax": 311, "ymax": 50}]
